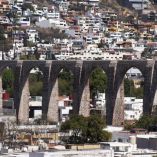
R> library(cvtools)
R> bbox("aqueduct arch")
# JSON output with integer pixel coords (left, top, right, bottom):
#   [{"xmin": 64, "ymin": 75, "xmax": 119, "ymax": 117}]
[
  {"xmin": 46, "ymin": 61, "xmax": 76, "ymax": 123},
  {"xmin": 0, "ymin": 60, "xmax": 156, "ymax": 126},
  {"xmin": 0, "ymin": 61, "xmax": 17, "ymax": 116}
]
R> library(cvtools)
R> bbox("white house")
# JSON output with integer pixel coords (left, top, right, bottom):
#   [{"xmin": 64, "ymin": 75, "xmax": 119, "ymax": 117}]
[
  {"xmin": 126, "ymin": 67, "xmax": 142, "ymax": 79},
  {"xmin": 58, "ymin": 96, "xmax": 73, "ymax": 122},
  {"xmin": 17, "ymin": 17, "xmax": 30, "ymax": 27},
  {"xmin": 46, "ymin": 11, "xmax": 60, "ymax": 19},
  {"xmin": 15, "ymin": 0, "xmax": 24, "ymax": 6},
  {"xmin": 29, "ymin": 96, "xmax": 42, "ymax": 120},
  {"xmin": 100, "ymin": 142, "xmax": 134, "ymax": 154},
  {"xmin": 36, "ymin": 19, "xmax": 68, "ymax": 29},
  {"xmin": 26, "ymin": 28, "xmax": 38, "ymax": 43},
  {"xmin": 0, "ymin": 16, "xmax": 11, "ymax": 24},
  {"xmin": 129, "ymin": 0, "xmax": 150, "ymax": 10},
  {"xmin": 59, "ymin": 1, "xmax": 69, "ymax": 12},
  {"xmin": 124, "ymin": 97, "xmax": 143, "ymax": 121},
  {"xmin": 87, "ymin": 0, "xmax": 100, "ymax": 6}
]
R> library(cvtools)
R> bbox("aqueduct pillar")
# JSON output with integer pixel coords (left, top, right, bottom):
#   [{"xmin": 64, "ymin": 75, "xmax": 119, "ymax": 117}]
[
  {"xmin": 47, "ymin": 78, "xmax": 59, "ymax": 123},
  {"xmin": 18, "ymin": 79, "xmax": 30, "ymax": 124},
  {"xmin": 79, "ymin": 79, "xmax": 90, "ymax": 117}
]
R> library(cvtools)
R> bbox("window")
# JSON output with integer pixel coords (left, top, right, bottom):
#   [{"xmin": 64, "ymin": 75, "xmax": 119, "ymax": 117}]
[{"xmin": 118, "ymin": 138, "xmax": 123, "ymax": 142}]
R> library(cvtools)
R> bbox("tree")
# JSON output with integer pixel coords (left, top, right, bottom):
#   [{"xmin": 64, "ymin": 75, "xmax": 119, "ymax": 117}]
[
  {"xmin": 135, "ymin": 115, "xmax": 157, "ymax": 130},
  {"xmin": 124, "ymin": 78, "xmax": 134, "ymax": 97},
  {"xmin": 133, "ymin": 87, "xmax": 143, "ymax": 99},
  {"xmin": 2, "ymin": 69, "xmax": 43, "ymax": 97},
  {"xmin": 61, "ymin": 115, "xmax": 87, "ymax": 144},
  {"xmin": 30, "ymin": 82, "xmax": 43, "ymax": 96},
  {"xmin": 29, "ymin": 72, "xmax": 43, "ymax": 96},
  {"xmin": 2, "ymin": 69, "xmax": 14, "ymax": 97},
  {"xmin": 60, "ymin": 115, "xmax": 111, "ymax": 144},
  {"xmin": 57, "ymin": 68, "xmax": 108, "ymax": 98},
  {"xmin": 86, "ymin": 115, "xmax": 111, "ymax": 143},
  {"xmin": 58, "ymin": 70, "xmax": 73, "ymax": 96},
  {"xmin": 124, "ymin": 78, "xmax": 143, "ymax": 98},
  {"xmin": 124, "ymin": 114, "xmax": 157, "ymax": 131},
  {"xmin": 90, "ymin": 68, "xmax": 107, "ymax": 98}
]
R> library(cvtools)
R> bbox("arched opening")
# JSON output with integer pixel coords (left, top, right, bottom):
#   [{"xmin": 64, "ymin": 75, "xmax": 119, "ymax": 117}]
[
  {"xmin": 89, "ymin": 68, "xmax": 107, "ymax": 119},
  {"xmin": 151, "ymin": 76, "xmax": 157, "ymax": 115},
  {"xmin": 1, "ymin": 67, "xmax": 16, "ymax": 120},
  {"xmin": 28, "ymin": 68, "xmax": 43, "ymax": 124},
  {"xmin": 58, "ymin": 69, "xmax": 74, "ymax": 122},
  {"xmin": 124, "ymin": 67, "xmax": 144, "ymax": 126}
]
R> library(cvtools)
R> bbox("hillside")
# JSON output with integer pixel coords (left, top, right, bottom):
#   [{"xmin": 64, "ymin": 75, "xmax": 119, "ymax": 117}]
[
  {"xmin": 31, "ymin": 0, "xmax": 155, "ymax": 17},
  {"xmin": 100, "ymin": 0, "xmax": 137, "ymax": 17}
]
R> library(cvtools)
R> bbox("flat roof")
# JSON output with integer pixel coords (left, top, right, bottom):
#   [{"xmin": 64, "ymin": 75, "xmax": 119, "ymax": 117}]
[{"xmin": 100, "ymin": 142, "xmax": 132, "ymax": 147}]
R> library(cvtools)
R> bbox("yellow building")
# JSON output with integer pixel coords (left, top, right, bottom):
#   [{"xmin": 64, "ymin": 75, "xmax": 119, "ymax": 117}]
[{"xmin": 16, "ymin": 130, "xmax": 59, "ymax": 146}]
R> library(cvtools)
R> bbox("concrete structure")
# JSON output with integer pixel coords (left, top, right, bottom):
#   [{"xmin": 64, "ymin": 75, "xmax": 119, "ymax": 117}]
[
  {"xmin": 124, "ymin": 97, "xmax": 143, "ymax": 121},
  {"xmin": 0, "ymin": 150, "xmax": 114, "ymax": 157},
  {"xmin": 28, "ymin": 150, "xmax": 113, "ymax": 157},
  {"xmin": 136, "ymin": 134, "xmax": 157, "ymax": 150},
  {"xmin": 0, "ymin": 60, "xmax": 157, "ymax": 126},
  {"xmin": 129, "ymin": 0, "xmax": 150, "ymax": 10},
  {"xmin": 0, "ymin": 0, "xmax": 10, "ymax": 14},
  {"xmin": 100, "ymin": 142, "xmax": 134, "ymax": 154}
]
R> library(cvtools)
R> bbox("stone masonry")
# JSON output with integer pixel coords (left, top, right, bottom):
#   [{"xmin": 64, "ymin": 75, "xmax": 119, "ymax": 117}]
[
  {"xmin": 79, "ymin": 80, "xmax": 90, "ymax": 117},
  {"xmin": 0, "ymin": 60, "xmax": 156, "ymax": 126},
  {"xmin": 47, "ymin": 79, "xmax": 59, "ymax": 122}
]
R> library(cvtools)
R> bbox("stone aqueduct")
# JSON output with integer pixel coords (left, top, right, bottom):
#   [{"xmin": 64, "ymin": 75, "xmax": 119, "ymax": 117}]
[{"xmin": 0, "ymin": 60, "xmax": 157, "ymax": 126}]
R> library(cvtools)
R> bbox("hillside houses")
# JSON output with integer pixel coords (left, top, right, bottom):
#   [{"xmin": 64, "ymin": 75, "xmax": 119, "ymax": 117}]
[{"xmin": 0, "ymin": 0, "xmax": 157, "ymax": 61}]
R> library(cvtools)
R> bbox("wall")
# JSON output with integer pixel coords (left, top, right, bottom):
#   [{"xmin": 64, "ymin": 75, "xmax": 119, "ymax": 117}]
[{"xmin": 0, "ymin": 60, "xmax": 156, "ymax": 126}]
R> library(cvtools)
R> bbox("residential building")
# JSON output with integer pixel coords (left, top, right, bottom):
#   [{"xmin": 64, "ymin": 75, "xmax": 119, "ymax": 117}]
[
  {"xmin": 17, "ymin": 17, "xmax": 30, "ymax": 27},
  {"xmin": 129, "ymin": 0, "xmax": 150, "ymax": 10},
  {"xmin": 87, "ymin": 0, "xmax": 100, "ymax": 6},
  {"xmin": 0, "ymin": 0, "xmax": 10, "ymax": 14},
  {"xmin": 58, "ymin": 96, "xmax": 73, "ymax": 122},
  {"xmin": 15, "ymin": 0, "xmax": 24, "ymax": 6},
  {"xmin": 26, "ymin": 28, "xmax": 38, "ymax": 43},
  {"xmin": 124, "ymin": 97, "xmax": 143, "ymax": 121}
]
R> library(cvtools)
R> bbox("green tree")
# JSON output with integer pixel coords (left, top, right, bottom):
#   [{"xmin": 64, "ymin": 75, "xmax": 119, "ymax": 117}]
[
  {"xmin": 58, "ymin": 70, "xmax": 73, "ymax": 96},
  {"xmin": 90, "ymin": 68, "xmax": 107, "ymax": 97},
  {"xmin": 2, "ymin": 69, "xmax": 43, "ymax": 97},
  {"xmin": 135, "ymin": 115, "xmax": 157, "ymax": 130},
  {"xmin": 2, "ymin": 69, "xmax": 14, "ymax": 97},
  {"xmin": 29, "ymin": 72, "xmax": 43, "ymax": 96},
  {"xmin": 133, "ymin": 87, "xmax": 143, "ymax": 98},
  {"xmin": 58, "ymin": 68, "xmax": 108, "ymax": 97},
  {"xmin": 61, "ymin": 115, "xmax": 87, "ymax": 144},
  {"xmin": 30, "ymin": 82, "xmax": 43, "ymax": 96},
  {"xmin": 86, "ymin": 115, "xmax": 111, "ymax": 143},
  {"xmin": 124, "ymin": 115, "xmax": 157, "ymax": 131},
  {"xmin": 61, "ymin": 115, "xmax": 111, "ymax": 144},
  {"xmin": 124, "ymin": 78, "xmax": 143, "ymax": 98},
  {"xmin": 124, "ymin": 78, "xmax": 134, "ymax": 97}
]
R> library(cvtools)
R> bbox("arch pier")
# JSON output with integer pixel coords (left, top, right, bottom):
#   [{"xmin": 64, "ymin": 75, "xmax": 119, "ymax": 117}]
[{"xmin": 0, "ymin": 60, "xmax": 156, "ymax": 126}]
